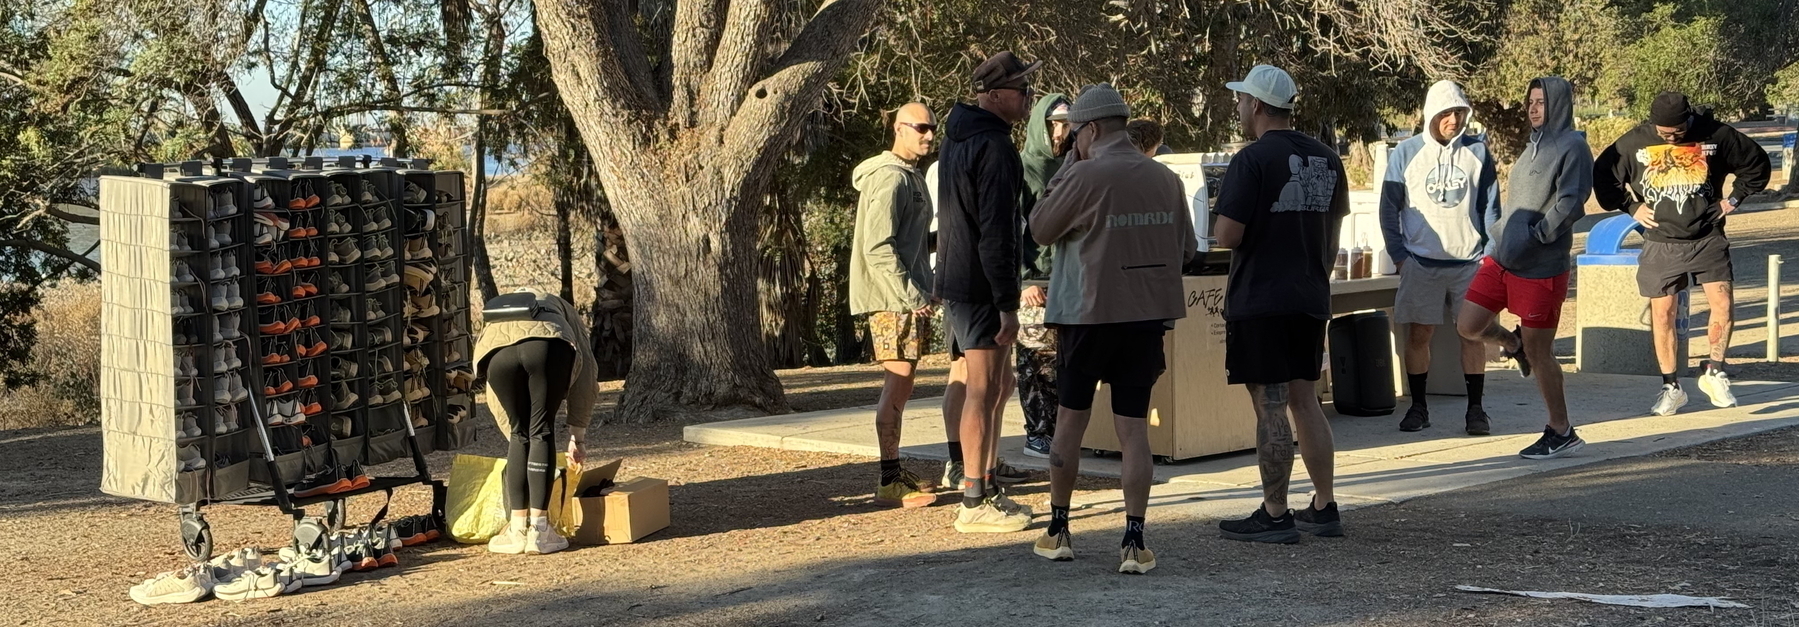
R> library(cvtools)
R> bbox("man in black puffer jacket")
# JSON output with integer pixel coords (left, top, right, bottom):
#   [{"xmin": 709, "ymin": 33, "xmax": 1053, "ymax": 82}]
[{"xmin": 936, "ymin": 51, "xmax": 1037, "ymax": 534}]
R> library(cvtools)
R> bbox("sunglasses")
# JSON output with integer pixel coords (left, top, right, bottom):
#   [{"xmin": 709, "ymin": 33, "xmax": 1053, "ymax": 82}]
[{"xmin": 899, "ymin": 122, "xmax": 937, "ymax": 134}]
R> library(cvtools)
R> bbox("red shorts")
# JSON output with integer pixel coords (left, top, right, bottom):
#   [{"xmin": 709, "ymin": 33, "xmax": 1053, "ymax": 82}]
[{"xmin": 1464, "ymin": 258, "xmax": 1569, "ymax": 329}]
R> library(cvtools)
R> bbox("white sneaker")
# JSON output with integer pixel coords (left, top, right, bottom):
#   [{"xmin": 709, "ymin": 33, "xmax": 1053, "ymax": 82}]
[
  {"xmin": 1697, "ymin": 368, "xmax": 1738, "ymax": 408},
  {"xmin": 487, "ymin": 521, "xmax": 528, "ymax": 554},
  {"xmin": 525, "ymin": 519, "xmax": 569, "ymax": 555},
  {"xmin": 129, "ymin": 564, "xmax": 213, "ymax": 605},
  {"xmin": 283, "ymin": 547, "xmax": 342, "ymax": 586},
  {"xmin": 1650, "ymin": 383, "xmax": 1689, "ymax": 416},
  {"xmin": 954, "ymin": 501, "xmax": 1032, "ymax": 533},
  {"xmin": 213, "ymin": 564, "xmax": 299, "ymax": 601}
]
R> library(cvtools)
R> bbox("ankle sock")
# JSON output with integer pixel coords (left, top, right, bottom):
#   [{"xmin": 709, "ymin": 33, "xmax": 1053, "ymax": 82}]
[
  {"xmin": 947, "ymin": 443, "xmax": 963, "ymax": 463},
  {"xmin": 1046, "ymin": 505, "xmax": 1070, "ymax": 536},
  {"xmin": 1465, "ymin": 374, "xmax": 1485, "ymax": 408},
  {"xmin": 1122, "ymin": 515, "xmax": 1146, "ymax": 549},
  {"xmin": 1662, "ymin": 372, "xmax": 1679, "ymax": 387},
  {"xmin": 1407, "ymin": 373, "xmax": 1428, "ymax": 406},
  {"xmin": 961, "ymin": 478, "xmax": 983, "ymax": 509},
  {"xmin": 879, "ymin": 458, "xmax": 902, "ymax": 484}
]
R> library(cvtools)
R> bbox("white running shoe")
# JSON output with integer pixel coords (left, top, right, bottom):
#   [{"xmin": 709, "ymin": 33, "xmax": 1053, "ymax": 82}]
[
  {"xmin": 129, "ymin": 564, "xmax": 213, "ymax": 605},
  {"xmin": 954, "ymin": 501, "xmax": 1032, "ymax": 533},
  {"xmin": 1650, "ymin": 383, "xmax": 1689, "ymax": 416},
  {"xmin": 525, "ymin": 519, "xmax": 569, "ymax": 555},
  {"xmin": 487, "ymin": 521, "xmax": 528, "ymax": 554},
  {"xmin": 1697, "ymin": 369, "xmax": 1738, "ymax": 408}
]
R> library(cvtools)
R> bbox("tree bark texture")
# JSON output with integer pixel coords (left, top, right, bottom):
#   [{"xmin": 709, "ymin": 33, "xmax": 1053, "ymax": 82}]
[{"xmin": 533, "ymin": 0, "xmax": 880, "ymax": 422}]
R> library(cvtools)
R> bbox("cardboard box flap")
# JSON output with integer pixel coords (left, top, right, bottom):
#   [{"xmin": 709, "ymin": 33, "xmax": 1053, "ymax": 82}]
[{"xmin": 571, "ymin": 458, "xmax": 622, "ymax": 494}]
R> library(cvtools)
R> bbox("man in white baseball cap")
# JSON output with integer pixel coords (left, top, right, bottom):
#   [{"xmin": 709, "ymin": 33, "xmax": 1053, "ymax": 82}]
[{"xmin": 1212, "ymin": 64, "xmax": 1349, "ymax": 544}]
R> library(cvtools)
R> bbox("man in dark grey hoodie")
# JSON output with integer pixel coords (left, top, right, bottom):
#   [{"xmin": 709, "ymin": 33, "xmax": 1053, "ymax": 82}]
[{"xmin": 1457, "ymin": 76, "xmax": 1592, "ymax": 461}]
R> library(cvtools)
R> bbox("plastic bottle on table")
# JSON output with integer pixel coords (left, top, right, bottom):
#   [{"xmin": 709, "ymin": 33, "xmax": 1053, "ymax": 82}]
[{"xmin": 1333, "ymin": 247, "xmax": 1349, "ymax": 281}]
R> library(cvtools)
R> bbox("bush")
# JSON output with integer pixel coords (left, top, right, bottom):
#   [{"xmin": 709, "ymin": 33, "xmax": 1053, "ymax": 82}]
[
  {"xmin": 0, "ymin": 282, "xmax": 100, "ymax": 430},
  {"xmin": 1579, "ymin": 115, "xmax": 1640, "ymax": 157}
]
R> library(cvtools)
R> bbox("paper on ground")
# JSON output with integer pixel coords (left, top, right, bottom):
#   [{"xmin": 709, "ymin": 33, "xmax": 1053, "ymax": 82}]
[{"xmin": 1455, "ymin": 585, "xmax": 1750, "ymax": 609}]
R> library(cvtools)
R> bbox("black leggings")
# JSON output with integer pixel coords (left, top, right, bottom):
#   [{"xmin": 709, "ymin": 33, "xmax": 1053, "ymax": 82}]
[{"xmin": 486, "ymin": 338, "xmax": 576, "ymax": 511}]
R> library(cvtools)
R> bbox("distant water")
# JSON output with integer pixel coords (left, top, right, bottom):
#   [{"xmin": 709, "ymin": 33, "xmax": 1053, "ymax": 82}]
[{"xmin": 314, "ymin": 147, "xmax": 521, "ymax": 177}]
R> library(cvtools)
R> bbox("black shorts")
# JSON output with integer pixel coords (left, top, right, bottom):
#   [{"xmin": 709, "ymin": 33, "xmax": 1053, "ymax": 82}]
[
  {"xmin": 1638, "ymin": 234, "xmax": 1732, "ymax": 297},
  {"xmin": 1226, "ymin": 314, "xmax": 1327, "ymax": 385},
  {"xmin": 1055, "ymin": 321, "xmax": 1168, "ymax": 417},
  {"xmin": 944, "ymin": 300, "xmax": 1002, "ymax": 359}
]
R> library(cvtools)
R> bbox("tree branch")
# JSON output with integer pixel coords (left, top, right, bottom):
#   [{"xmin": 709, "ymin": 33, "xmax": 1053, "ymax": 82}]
[
  {"xmin": 603, "ymin": 1, "xmax": 663, "ymax": 110},
  {"xmin": 698, "ymin": 0, "xmax": 776, "ymax": 128},
  {"xmin": 534, "ymin": 0, "xmax": 660, "ymax": 158},
  {"xmin": 0, "ymin": 240, "xmax": 102, "ymax": 273},
  {"xmin": 724, "ymin": 0, "xmax": 880, "ymax": 178},
  {"xmin": 667, "ymin": 0, "xmax": 725, "ymax": 125},
  {"xmin": 48, "ymin": 204, "xmax": 101, "ymax": 226}
]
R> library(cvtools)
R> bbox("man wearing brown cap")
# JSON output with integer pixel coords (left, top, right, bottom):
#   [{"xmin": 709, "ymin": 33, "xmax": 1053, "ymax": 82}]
[
  {"xmin": 937, "ymin": 51, "xmax": 1038, "ymax": 533},
  {"xmin": 1594, "ymin": 91, "xmax": 1772, "ymax": 415}
]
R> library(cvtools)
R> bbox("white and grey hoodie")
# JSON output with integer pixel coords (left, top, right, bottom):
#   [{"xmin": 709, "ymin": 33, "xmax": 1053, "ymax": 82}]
[{"xmin": 1379, "ymin": 80, "xmax": 1497, "ymax": 268}]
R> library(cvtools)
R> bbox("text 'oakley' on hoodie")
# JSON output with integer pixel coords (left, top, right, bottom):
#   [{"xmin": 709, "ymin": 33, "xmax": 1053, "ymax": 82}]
[
  {"xmin": 1593, "ymin": 110, "xmax": 1771, "ymax": 243},
  {"xmin": 935, "ymin": 102, "xmax": 1024, "ymax": 311},
  {"xmin": 1380, "ymin": 80, "xmax": 1498, "ymax": 268},
  {"xmin": 1490, "ymin": 76, "xmax": 1593, "ymax": 279}
]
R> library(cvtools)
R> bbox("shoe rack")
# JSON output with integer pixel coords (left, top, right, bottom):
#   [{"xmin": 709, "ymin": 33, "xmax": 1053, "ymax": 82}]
[{"xmin": 396, "ymin": 165, "xmax": 476, "ymax": 451}]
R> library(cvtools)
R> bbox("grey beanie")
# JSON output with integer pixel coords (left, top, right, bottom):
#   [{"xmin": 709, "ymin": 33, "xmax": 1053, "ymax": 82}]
[{"xmin": 1068, "ymin": 83, "xmax": 1130, "ymax": 123}]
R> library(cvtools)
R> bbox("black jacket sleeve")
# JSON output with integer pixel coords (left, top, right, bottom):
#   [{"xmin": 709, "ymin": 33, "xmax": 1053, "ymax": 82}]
[
  {"xmin": 1592, "ymin": 141, "xmax": 1638, "ymax": 213},
  {"xmin": 1722, "ymin": 127, "xmax": 1772, "ymax": 204},
  {"xmin": 974, "ymin": 139, "xmax": 1022, "ymax": 311}
]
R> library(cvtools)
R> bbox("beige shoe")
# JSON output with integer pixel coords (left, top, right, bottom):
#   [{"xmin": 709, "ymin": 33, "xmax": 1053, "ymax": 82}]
[
  {"xmin": 487, "ymin": 521, "xmax": 528, "ymax": 554},
  {"xmin": 1033, "ymin": 530, "xmax": 1074, "ymax": 561},
  {"xmin": 1118, "ymin": 546, "xmax": 1156, "ymax": 574},
  {"xmin": 525, "ymin": 519, "xmax": 569, "ymax": 555},
  {"xmin": 954, "ymin": 501, "xmax": 1031, "ymax": 533}
]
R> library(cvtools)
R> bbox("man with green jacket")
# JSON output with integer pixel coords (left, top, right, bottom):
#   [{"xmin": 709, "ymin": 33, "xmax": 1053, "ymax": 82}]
[
  {"xmin": 1017, "ymin": 92, "xmax": 1071, "ymax": 459},
  {"xmin": 849, "ymin": 102, "xmax": 940, "ymax": 509}
]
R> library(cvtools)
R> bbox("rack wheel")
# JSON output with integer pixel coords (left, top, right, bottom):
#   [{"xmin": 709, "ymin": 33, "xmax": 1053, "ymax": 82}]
[
  {"xmin": 179, "ymin": 511, "xmax": 213, "ymax": 561},
  {"xmin": 323, "ymin": 499, "xmax": 347, "ymax": 531}
]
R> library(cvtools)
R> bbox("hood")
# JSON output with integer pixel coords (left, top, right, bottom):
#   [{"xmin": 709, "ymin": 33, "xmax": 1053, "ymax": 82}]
[
  {"xmin": 851, "ymin": 151, "xmax": 914, "ymax": 193},
  {"xmin": 1527, "ymin": 76, "xmax": 1576, "ymax": 139},
  {"xmin": 1422, "ymin": 80, "xmax": 1473, "ymax": 145},
  {"xmin": 1022, "ymin": 93, "xmax": 1071, "ymax": 196},
  {"xmin": 945, "ymin": 102, "xmax": 1013, "ymax": 143}
]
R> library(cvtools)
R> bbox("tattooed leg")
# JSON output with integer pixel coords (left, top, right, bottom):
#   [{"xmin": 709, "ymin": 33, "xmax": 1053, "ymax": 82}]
[
  {"xmin": 1704, "ymin": 281, "xmax": 1734, "ymax": 365},
  {"xmin": 1248, "ymin": 382, "xmax": 1295, "ymax": 516},
  {"xmin": 1047, "ymin": 405, "xmax": 1091, "ymax": 509}
]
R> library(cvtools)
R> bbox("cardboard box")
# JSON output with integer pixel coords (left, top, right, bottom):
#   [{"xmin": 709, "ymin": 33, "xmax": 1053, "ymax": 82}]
[{"xmin": 562, "ymin": 459, "xmax": 670, "ymax": 545}]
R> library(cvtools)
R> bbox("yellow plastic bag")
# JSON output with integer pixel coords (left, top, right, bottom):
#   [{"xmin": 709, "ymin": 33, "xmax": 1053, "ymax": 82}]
[{"xmin": 445, "ymin": 453, "xmax": 569, "ymax": 544}]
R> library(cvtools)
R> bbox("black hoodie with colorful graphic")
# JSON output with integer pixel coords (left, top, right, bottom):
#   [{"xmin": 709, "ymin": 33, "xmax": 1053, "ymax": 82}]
[{"xmin": 1594, "ymin": 112, "xmax": 1771, "ymax": 242}]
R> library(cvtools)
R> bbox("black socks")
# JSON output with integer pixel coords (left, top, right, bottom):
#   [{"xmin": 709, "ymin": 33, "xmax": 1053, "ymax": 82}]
[
  {"xmin": 1465, "ymin": 373, "xmax": 1485, "ymax": 408},
  {"xmin": 1123, "ymin": 515, "xmax": 1146, "ymax": 549},
  {"xmin": 1662, "ymin": 372, "xmax": 1679, "ymax": 387},
  {"xmin": 879, "ymin": 458, "xmax": 902, "ymax": 485},
  {"xmin": 947, "ymin": 442, "xmax": 963, "ymax": 464},
  {"xmin": 1047, "ymin": 505, "xmax": 1070, "ymax": 536},
  {"xmin": 1407, "ymin": 373, "xmax": 1428, "ymax": 407}
]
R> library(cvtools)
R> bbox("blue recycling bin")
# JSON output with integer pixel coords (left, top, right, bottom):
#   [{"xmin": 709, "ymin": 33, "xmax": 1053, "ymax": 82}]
[{"xmin": 1574, "ymin": 214, "xmax": 1689, "ymax": 375}]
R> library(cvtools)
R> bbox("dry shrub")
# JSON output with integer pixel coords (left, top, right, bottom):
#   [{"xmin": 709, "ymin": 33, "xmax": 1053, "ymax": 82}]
[
  {"xmin": 484, "ymin": 177, "xmax": 555, "ymax": 235},
  {"xmin": 0, "ymin": 282, "xmax": 101, "ymax": 430}
]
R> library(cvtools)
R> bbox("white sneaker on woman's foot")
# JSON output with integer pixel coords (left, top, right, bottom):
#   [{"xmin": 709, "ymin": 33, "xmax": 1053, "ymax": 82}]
[
  {"xmin": 487, "ymin": 521, "xmax": 528, "ymax": 554},
  {"xmin": 525, "ymin": 519, "xmax": 569, "ymax": 555}
]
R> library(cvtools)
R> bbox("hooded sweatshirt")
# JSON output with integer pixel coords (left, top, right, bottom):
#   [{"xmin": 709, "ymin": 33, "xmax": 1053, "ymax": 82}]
[
  {"xmin": 1019, "ymin": 93, "xmax": 1070, "ymax": 280},
  {"xmin": 848, "ymin": 151, "xmax": 933, "ymax": 315},
  {"xmin": 1379, "ymin": 80, "xmax": 1498, "ymax": 267},
  {"xmin": 935, "ymin": 102, "xmax": 1023, "ymax": 310},
  {"xmin": 1593, "ymin": 110, "xmax": 1771, "ymax": 242},
  {"xmin": 1030, "ymin": 132, "xmax": 1197, "ymax": 325},
  {"xmin": 1489, "ymin": 76, "xmax": 1593, "ymax": 279}
]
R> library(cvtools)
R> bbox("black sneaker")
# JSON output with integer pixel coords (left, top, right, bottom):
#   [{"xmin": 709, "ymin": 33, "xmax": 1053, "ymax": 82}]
[
  {"xmin": 1294, "ymin": 501, "xmax": 1344, "ymax": 537},
  {"xmin": 1519, "ymin": 426, "xmax": 1583, "ymax": 460},
  {"xmin": 1022, "ymin": 435, "xmax": 1051, "ymax": 459},
  {"xmin": 992, "ymin": 458, "xmax": 1031, "ymax": 485},
  {"xmin": 1501, "ymin": 326, "xmax": 1532, "ymax": 378},
  {"xmin": 1398, "ymin": 403, "xmax": 1430, "ymax": 432},
  {"xmin": 1465, "ymin": 406, "xmax": 1492, "ymax": 436},
  {"xmin": 1219, "ymin": 507, "xmax": 1301, "ymax": 544}
]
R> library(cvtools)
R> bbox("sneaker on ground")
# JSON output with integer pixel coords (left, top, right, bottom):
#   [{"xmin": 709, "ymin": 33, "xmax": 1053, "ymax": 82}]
[
  {"xmin": 280, "ymin": 547, "xmax": 343, "ymax": 586},
  {"xmin": 1501, "ymin": 326, "xmax": 1532, "ymax": 378},
  {"xmin": 1398, "ymin": 403, "xmax": 1430, "ymax": 432},
  {"xmin": 1519, "ymin": 426, "xmax": 1584, "ymax": 460},
  {"xmin": 991, "ymin": 458, "xmax": 1030, "ymax": 485},
  {"xmin": 1033, "ymin": 530, "xmax": 1074, "ymax": 561},
  {"xmin": 1294, "ymin": 500, "xmax": 1344, "ymax": 537},
  {"xmin": 940, "ymin": 460, "xmax": 963, "ymax": 493},
  {"xmin": 129, "ymin": 564, "xmax": 213, "ymax": 605},
  {"xmin": 1022, "ymin": 435, "xmax": 1051, "ymax": 459},
  {"xmin": 525, "ymin": 519, "xmax": 570, "ymax": 555},
  {"xmin": 988, "ymin": 491, "xmax": 1033, "ymax": 517},
  {"xmin": 1218, "ymin": 507, "xmax": 1300, "ymax": 544},
  {"xmin": 1697, "ymin": 367, "xmax": 1737, "ymax": 408},
  {"xmin": 954, "ymin": 501, "xmax": 1032, "ymax": 533},
  {"xmin": 1118, "ymin": 546, "xmax": 1156, "ymax": 575},
  {"xmin": 213, "ymin": 563, "xmax": 301, "ymax": 601},
  {"xmin": 488, "ymin": 522, "xmax": 528, "ymax": 554},
  {"xmin": 1464, "ymin": 406, "xmax": 1492, "ymax": 436},
  {"xmin": 874, "ymin": 477, "xmax": 937, "ymax": 509},
  {"xmin": 1650, "ymin": 383, "xmax": 1689, "ymax": 416}
]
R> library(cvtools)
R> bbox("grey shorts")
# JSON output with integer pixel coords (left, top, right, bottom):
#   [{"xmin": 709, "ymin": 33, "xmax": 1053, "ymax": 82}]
[
  {"xmin": 1394, "ymin": 260, "xmax": 1480, "ymax": 326},
  {"xmin": 1638, "ymin": 234, "xmax": 1732, "ymax": 297}
]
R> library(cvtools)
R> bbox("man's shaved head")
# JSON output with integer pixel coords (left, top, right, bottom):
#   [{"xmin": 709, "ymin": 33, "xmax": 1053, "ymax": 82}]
[
  {"xmin": 891, "ymin": 102, "xmax": 936, "ymax": 161},
  {"xmin": 897, "ymin": 103, "xmax": 934, "ymax": 125}
]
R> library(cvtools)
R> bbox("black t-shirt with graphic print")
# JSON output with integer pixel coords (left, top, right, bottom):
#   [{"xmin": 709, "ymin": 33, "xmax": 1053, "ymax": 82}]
[{"xmin": 1217, "ymin": 130, "xmax": 1350, "ymax": 321}]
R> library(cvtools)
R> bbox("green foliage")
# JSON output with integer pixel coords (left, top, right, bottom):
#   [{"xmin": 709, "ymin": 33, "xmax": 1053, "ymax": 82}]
[
  {"xmin": 1579, "ymin": 115, "xmax": 1642, "ymax": 157},
  {"xmin": 1617, "ymin": 5, "xmax": 1742, "ymax": 116},
  {"xmin": 1768, "ymin": 62, "xmax": 1799, "ymax": 108}
]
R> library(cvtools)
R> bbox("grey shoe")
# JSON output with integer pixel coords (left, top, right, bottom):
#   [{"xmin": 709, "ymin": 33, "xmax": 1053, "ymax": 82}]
[
  {"xmin": 992, "ymin": 458, "xmax": 1030, "ymax": 485},
  {"xmin": 941, "ymin": 460, "xmax": 964, "ymax": 492}
]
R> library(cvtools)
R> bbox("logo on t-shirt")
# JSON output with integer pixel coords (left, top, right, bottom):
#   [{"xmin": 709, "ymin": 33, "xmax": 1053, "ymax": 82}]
[
  {"xmin": 1424, "ymin": 163, "xmax": 1470, "ymax": 207},
  {"xmin": 1635, "ymin": 144, "xmax": 1710, "ymax": 212},
  {"xmin": 1270, "ymin": 155, "xmax": 1337, "ymax": 213}
]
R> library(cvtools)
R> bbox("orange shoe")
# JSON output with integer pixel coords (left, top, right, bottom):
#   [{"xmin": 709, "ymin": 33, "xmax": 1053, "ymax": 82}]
[
  {"xmin": 290, "ymin": 285, "xmax": 308, "ymax": 299},
  {"xmin": 259, "ymin": 320, "xmax": 287, "ymax": 335},
  {"xmin": 298, "ymin": 374, "xmax": 318, "ymax": 388},
  {"xmin": 303, "ymin": 313, "xmax": 322, "ymax": 327},
  {"xmin": 256, "ymin": 291, "xmax": 281, "ymax": 306},
  {"xmin": 302, "ymin": 401, "xmax": 322, "ymax": 416}
]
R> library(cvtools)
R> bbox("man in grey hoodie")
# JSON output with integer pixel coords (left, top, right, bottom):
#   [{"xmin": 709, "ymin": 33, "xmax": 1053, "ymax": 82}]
[
  {"xmin": 1456, "ymin": 76, "xmax": 1592, "ymax": 460},
  {"xmin": 1380, "ymin": 80, "xmax": 1499, "ymax": 436}
]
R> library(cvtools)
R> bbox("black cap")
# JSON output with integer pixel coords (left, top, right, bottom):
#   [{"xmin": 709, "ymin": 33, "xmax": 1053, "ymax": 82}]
[
  {"xmin": 971, "ymin": 52, "xmax": 1041, "ymax": 93},
  {"xmin": 1650, "ymin": 92, "xmax": 1692, "ymax": 127}
]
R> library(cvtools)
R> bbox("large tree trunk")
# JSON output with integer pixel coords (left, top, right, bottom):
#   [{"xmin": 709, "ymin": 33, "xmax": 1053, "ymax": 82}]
[{"xmin": 534, "ymin": 0, "xmax": 880, "ymax": 422}]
